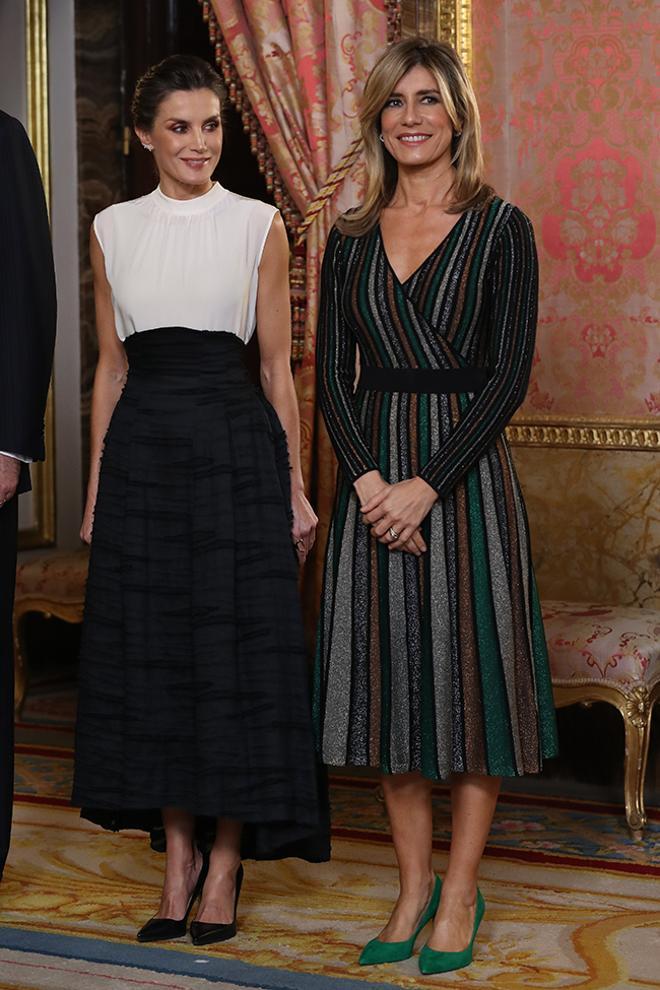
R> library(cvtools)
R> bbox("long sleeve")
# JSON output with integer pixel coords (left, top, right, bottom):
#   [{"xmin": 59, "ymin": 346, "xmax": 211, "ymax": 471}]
[
  {"xmin": 418, "ymin": 207, "xmax": 538, "ymax": 497},
  {"xmin": 0, "ymin": 112, "xmax": 57, "ymax": 464},
  {"xmin": 316, "ymin": 227, "xmax": 379, "ymax": 484}
]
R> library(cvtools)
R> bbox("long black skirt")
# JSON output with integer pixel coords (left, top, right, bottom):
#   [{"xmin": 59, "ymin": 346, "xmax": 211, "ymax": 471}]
[{"xmin": 73, "ymin": 328, "xmax": 329, "ymax": 862}]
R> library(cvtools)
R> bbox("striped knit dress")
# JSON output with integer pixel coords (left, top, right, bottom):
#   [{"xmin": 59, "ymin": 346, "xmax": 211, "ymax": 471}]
[{"xmin": 314, "ymin": 196, "xmax": 558, "ymax": 780}]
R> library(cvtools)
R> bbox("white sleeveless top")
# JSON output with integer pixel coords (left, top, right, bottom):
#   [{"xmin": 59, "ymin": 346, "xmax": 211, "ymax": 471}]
[{"xmin": 93, "ymin": 183, "xmax": 277, "ymax": 342}]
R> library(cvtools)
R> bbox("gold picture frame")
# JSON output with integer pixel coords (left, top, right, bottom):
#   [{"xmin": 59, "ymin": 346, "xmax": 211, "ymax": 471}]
[
  {"xmin": 401, "ymin": 0, "xmax": 472, "ymax": 77},
  {"xmin": 19, "ymin": 0, "xmax": 56, "ymax": 547},
  {"xmin": 401, "ymin": 0, "xmax": 658, "ymax": 451}
]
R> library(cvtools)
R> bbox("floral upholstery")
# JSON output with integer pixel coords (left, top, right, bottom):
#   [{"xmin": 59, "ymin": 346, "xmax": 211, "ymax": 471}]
[
  {"xmin": 542, "ymin": 600, "xmax": 659, "ymax": 835},
  {"xmin": 14, "ymin": 549, "xmax": 89, "ymax": 605},
  {"xmin": 542, "ymin": 601, "xmax": 660, "ymax": 689}
]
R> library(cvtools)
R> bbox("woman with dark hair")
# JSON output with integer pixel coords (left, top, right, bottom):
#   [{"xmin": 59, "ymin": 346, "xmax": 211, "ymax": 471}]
[
  {"xmin": 315, "ymin": 37, "xmax": 558, "ymax": 975},
  {"xmin": 73, "ymin": 54, "xmax": 329, "ymax": 946}
]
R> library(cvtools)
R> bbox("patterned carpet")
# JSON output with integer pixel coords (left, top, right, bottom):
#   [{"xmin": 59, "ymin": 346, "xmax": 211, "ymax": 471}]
[{"xmin": 0, "ymin": 682, "xmax": 658, "ymax": 990}]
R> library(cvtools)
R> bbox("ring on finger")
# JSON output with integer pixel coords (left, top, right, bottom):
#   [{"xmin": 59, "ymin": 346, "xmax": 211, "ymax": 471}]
[{"xmin": 388, "ymin": 527, "xmax": 399, "ymax": 540}]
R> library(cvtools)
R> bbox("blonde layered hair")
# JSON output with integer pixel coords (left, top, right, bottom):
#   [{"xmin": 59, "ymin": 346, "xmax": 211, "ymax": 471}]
[{"xmin": 338, "ymin": 37, "xmax": 492, "ymax": 236}]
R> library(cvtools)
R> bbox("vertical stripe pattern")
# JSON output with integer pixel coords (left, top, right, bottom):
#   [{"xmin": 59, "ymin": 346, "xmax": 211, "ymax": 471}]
[{"xmin": 314, "ymin": 198, "xmax": 558, "ymax": 779}]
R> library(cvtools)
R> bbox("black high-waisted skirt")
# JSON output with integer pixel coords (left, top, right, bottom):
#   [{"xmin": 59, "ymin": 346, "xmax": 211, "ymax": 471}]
[{"xmin": 72, "ymin": 328, "xmax": 329, "ymax": 862}]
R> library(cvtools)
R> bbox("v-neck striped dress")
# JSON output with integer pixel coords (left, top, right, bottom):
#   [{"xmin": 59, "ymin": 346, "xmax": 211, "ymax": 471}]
[{"xmin": 314, "ymin": 197, "xmax": 558, "ymax": 779}]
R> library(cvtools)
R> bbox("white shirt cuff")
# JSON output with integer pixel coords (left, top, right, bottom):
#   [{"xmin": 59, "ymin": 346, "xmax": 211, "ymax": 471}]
[{"xmin": 0, "ymin": 451, "xmax": 33, "ymax": 463}]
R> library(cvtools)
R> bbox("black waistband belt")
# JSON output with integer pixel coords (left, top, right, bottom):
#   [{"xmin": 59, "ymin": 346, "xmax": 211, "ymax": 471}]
[{"xmin": 358, "ymin": 366, "xmax": 487, "ymax": 394}]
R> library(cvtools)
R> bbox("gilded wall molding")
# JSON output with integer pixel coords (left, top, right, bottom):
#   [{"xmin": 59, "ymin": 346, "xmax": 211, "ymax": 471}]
[
  {"xmin": 20, "ymin": 0, "xmax": 55, "ymax": 548},
  {"xmin": 507, "ymin": 418, "xmax": 660, "ymax": 451},
  {"xmin": 401, "ymin": 1, "xmax": 472, "ymax": 75},
  {"xmin": 25, "ymin": 0, "xmax": 49, "ymax": 203}
]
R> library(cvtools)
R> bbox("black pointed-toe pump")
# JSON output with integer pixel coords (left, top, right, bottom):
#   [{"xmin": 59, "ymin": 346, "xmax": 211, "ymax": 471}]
[
  {"xmin": 137, "ymin": 854, "xmax": 209, "ymax": 943},
  {"xmin": 190, "ymin": 863, "xmax": 244, "ymax": 946}
]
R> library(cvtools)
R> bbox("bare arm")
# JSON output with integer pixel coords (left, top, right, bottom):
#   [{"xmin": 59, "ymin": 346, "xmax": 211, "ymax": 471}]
[
  {"xmin": 255, "ymin": 213, "xmax": 316, "ymax": 562},
  {"xmin": 80, "ymin": 226, "xmax": 128, "ymax": 542}
]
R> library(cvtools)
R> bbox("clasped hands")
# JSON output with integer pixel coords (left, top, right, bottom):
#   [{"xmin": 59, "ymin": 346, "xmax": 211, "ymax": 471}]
[{"xmin": 354, "ymin": 470, "xmax": 438, "ymax": 556}]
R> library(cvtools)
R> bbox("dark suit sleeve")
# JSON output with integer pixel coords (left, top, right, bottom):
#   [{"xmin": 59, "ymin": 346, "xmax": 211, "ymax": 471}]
[{"xmin": 0, "ymin": 111, "xmax": 57, "ymax": 471}]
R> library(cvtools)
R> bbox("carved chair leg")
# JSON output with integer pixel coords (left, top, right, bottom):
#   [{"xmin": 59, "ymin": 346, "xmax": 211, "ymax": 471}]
[
  {"xmin": 620, "ymin": 689, "xmax": 653, "ymax": 839},
  {"xmin": 12, "ymin": 611, "xmax": 28, "ymax": 716}
]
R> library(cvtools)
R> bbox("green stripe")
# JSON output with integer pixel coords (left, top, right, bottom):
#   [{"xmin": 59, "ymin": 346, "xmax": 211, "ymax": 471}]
[
  {"xmin": 418, "ymin": 393, "xmax": 437, "ymax": 776},
  {"xmin": 394, "ymin": 285, "xmax": 430, "ymax": 366},
  {"xmin": 529, "ymin": 576, "xmax": 559, "ymax": 758},
  {"xmin": 358, "ymin": 235, "xmax": 390, "ymax": 366},
  {"xmin": 454, "ymin": 221, "xmax": 489, "ymax": 345},
  {"xmin": 452, "ymin": 206, "xmax": 498, "ymax": 351},
  {"xmin": 465, "ymin": 453, "xmax": 516, "ymax": 774},
  {"xmin": 423, "ymin": 211, "xmax": 475, "ymax": 320},
  {"xmin": 377, "ymin": 392, "xmax": 390, "ymax": 474}
]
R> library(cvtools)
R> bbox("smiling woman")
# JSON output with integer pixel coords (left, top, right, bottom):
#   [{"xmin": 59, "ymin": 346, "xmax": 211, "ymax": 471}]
[
  {"xmin": 72, "ymin": 52, "xmax": 329, "ymax": 950},
  {"xmin": 337, "ymin": 37, "xmax": 490, "ymax": 240},
  {"xmin": 315, "ymin": 36, "xmax": 558, "ymax": 976},
  {"xmin": 378, "ymin": 65, "xmax": 464, "ymax": 283},
  {"xmin": 130, "ymin": 57, "xmax": 225, "ymax": 196}
]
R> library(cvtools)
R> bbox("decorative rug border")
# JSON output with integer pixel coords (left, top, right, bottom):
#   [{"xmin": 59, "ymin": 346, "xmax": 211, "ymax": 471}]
[
  {"xmin": 13, "ymin": 792, "xmax": 659, "ymax": 877},
  {"xmin": 332, "ymin": 828, "xmax": 660, "ymax": 878},
  {"xmin": 0, "ymin": 927, "xmax": 401, "ymax": 990}
]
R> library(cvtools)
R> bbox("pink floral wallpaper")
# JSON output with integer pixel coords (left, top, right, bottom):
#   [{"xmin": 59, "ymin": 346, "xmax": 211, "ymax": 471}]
[{"xmin": 472, "ymin": 0, "xmax": 658, "ymax": 420}]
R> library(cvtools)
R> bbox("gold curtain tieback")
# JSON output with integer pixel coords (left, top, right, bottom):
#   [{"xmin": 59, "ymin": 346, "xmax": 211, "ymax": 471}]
[{"xmin": 295, "ymin": 137, "xmax": 363, "ymax": 245}]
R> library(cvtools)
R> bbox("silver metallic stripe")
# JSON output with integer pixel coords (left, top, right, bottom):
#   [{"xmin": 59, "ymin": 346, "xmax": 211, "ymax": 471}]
[{"xmin": 322, "ymin": 495, "xmax": 358, "ymax": 764}]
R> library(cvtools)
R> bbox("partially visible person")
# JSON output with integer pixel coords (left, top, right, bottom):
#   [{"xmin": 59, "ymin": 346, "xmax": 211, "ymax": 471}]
[
  {"xmin": 315, "ymin": 37, "xmax": 558, "ymax": 975},
  {"xmin": 0, "ymin": 110, "xmax": 57, "ymax": 879}
]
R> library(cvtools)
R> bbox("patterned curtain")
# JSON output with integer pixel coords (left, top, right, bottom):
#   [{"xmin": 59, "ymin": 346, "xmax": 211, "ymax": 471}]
[{"xmin": 206, "ymin": 0, "xmax": 393, "ymax": 619}]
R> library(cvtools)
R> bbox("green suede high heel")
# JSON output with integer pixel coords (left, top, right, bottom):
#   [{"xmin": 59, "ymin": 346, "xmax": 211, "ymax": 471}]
[
  {"xmin": 418, "ymin": 887, "xmax": 485, "ymax": 975},
  {"xmin": 358, "ymin": 875, "xmax": 441, "ymax": 966}
]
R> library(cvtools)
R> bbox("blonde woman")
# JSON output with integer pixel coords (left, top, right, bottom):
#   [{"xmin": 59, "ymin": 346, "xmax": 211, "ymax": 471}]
[{"xmin": 315, "ymin": 38, "xmax": 557, "ymax": 975}]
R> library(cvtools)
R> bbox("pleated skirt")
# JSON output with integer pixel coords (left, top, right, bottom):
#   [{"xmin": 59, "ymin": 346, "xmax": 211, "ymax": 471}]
[
  {"xmin": 73, "ymin": 328, "xmax": 329, "ymax": 862},
  {"xmin": 314, "ymin": 382, "xmax": 559, "ymax": 780}
]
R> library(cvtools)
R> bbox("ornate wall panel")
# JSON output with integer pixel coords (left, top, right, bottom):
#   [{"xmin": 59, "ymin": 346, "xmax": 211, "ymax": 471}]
[
  {"xmin": 513, "ymin": 446, "xmax": 659, "ymax": 608},
  {"xmin": 471, "ymin": 0, "xmax": 659, "ymax": 606},
  {"xmin": 472, "ymin": 0, "xmax": 658, "ymax": 449}
]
